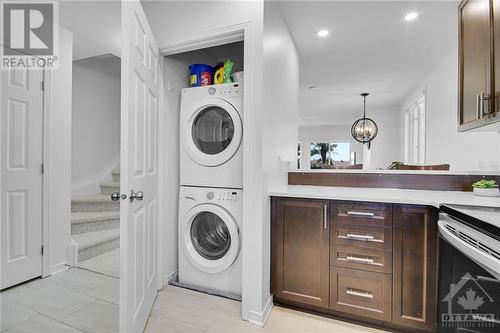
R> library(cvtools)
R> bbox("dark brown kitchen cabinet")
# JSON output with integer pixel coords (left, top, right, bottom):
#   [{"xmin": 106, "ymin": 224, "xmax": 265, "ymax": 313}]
[
  {"xmin": 271, "ymin": 197, "xmax": 330, "ymax": 308},
  {"xmin": 458, "ymin": 0, "xmax": 500, "ymax": 130},
  {"xmin": 271, "ymin": 197, "xmax": 438, "ymax": 332},
  {"xmin": 393, "ymin": 205, "xmax": 438, "ymax": 332}
]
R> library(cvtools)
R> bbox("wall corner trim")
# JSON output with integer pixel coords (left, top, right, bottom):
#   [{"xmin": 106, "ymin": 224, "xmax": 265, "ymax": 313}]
[{"xmin": 248, "ymin": 295, "xmax": 273, "ymax": 327}]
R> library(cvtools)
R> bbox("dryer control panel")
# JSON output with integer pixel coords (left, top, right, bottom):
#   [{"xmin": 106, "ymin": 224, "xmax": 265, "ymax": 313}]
[
  {"xmin": 208, "ymin": 83, "xmax": 241, "ymax": 97},
  {"xmin": 205, "ymin": 190, "xmax": 241, "ymax": 205}
]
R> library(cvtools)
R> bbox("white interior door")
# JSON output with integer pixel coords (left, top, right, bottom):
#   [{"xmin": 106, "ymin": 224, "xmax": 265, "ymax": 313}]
[
  {"xmin": 120, "ymin": 0, "xmax": 160, "ymax": 331},
  {"xmin": 1, "ymin": 69, "xmax": 44, "ymax": 289}
]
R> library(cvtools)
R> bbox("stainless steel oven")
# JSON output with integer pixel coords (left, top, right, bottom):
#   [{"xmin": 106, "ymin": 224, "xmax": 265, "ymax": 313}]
[{"xmin": 438, "ymin": 204, "xmax": 500, "ymax": 333}]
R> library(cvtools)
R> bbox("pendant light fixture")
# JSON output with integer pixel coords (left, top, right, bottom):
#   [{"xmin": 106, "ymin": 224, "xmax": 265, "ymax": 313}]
[{"xmin": 351, "ymin": 93, "xmax": 378, "ymax": 149}]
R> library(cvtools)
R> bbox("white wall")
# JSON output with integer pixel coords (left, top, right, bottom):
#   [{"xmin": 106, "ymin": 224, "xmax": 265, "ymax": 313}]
[
  {"xmin": 364, "ymin": 107, "xmax": 403, "ymax": 170},
  {"xmin": 298, "ymin": 125, "xmax": 364, "ymax": 169},
  {"xmin": 71, "ymin": 55, "xmax": 121, "ymax": 197},
  {"xmin": 403, "ymin": 47, "xmax": 500, "ymax": 171},
  {"xmin": 47, "ymin": 28, "xmax": 73, "ymax": 273},
  {"xmin": 261, "ymin": 0, "xmax": 299, "ymax": 318}
]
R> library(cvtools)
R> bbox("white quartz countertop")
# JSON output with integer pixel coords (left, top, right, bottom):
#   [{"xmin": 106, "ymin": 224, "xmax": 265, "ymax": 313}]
[{"xmin": 269, "ymin": 185, "xmax": 500, "ymax": 208}]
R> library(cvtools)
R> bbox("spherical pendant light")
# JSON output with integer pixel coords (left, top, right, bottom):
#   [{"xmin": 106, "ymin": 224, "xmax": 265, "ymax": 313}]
[{"xmin": 351, "ymin": 93, "xmax": 378, "ymax": 147}]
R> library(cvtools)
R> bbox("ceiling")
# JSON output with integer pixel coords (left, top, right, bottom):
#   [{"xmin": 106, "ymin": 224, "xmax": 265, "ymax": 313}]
[
  {"xmin": 276, "ymin": 0, "xmax": 457, "ymax": 126},
  {"xmin": 59, "ymin": 1, "xmax": 120, "ymax": 60}
]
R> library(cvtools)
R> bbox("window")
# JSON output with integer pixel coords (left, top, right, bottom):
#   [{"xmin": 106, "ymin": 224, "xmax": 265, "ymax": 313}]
[
  {"xmin": 405, "ymin": 95, "xmax": 426, "ymax": 164},
  {"xmin": 310, "ymin": 142, "xmax": 350, "ymax": 169}
]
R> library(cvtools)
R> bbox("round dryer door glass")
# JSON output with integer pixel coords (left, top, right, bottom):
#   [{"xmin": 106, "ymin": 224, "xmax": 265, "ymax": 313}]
[
  {"xmin": 190, "ymin": 211, "xmax": 231, "ymax": 260},
  {"xmin": 192, "ymin": 106, "xmax": 234, "ymax": 155}
]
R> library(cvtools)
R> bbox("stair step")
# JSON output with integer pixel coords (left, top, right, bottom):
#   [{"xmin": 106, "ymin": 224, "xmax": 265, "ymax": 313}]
[
  {"xmin": 112, "ymin": 165, "xmax": 120, "ymax": 183},
  {"xmin": 71, "ymin": 212, "xmax": 120, "ymax": 235},
  {"xmin": 71, "ymin": 195, "xmax": 119, "ymax": 212},
  {"xmin": 100, "ymin": 182, "xmax": 120, "ymax": 195},
  {"xmin": 73, "ymin": 229, "xmax": 120, "ymax": 262}
]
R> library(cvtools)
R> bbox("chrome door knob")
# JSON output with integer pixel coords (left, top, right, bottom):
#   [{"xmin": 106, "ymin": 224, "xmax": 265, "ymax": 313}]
[
  {"xmin": 111, "ymin": 192, "xmax": 127, "ymax": 201},
  {"xmin": 130, "ymin": 190, "xmax": 144, "ymax": 202}
]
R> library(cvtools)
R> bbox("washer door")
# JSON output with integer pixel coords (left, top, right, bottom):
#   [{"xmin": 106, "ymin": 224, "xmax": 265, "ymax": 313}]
[
  {"xmin": 183, "ymin": 204, "xmax": 240, "ymax": 274},
  {"xmin": 183, "ymin": 99, "xmax": 242, "ymax": 166}
]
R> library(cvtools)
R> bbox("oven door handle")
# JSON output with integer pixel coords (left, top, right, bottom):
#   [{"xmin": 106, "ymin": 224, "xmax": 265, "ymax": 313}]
[{"xmin": 438, "ymin": 219, "xmax": 500, "ymax": 280}]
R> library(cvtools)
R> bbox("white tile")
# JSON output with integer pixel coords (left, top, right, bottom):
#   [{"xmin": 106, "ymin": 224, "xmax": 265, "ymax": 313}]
[
  {"xmin": 84, "ymin": 279, "xmax": 119, "ymax": 305},
  {"xmin": 46, "ymin": 268, "xmax": 112, "ymax": 293},
  {"xmin": 0, "ymin": 299, "xmax": 38, "ymax": 331},
  {"xmin": 148, "ymin": 287, "xmax": 391, "ymax": 333},
  {"xmin": 13, "ymin": 284, "xmax": 96, "ymax": 320},
  {"xmin": 145, "ymin": 316, "xmax": 207, "ymax": 333},
  {"xmin": 3, "ymin": 315, "xmax": 82, "ymax": 333},
  {"xmin": 61, "ymin": 300, "xmax": 118, "ymax": 333}
]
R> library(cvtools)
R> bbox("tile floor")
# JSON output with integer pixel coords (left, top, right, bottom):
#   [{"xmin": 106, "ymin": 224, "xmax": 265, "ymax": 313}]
[
  {"xmin": 1, "ymin": 268, "xmax": 118, "ymax": 333},
  {"xmin": 145, "ymin": 285, "xmax": 389, "ymax": 333},
  {"xmin": 2, "ymin": 269, "xmax": 388, "ymax": 333}
]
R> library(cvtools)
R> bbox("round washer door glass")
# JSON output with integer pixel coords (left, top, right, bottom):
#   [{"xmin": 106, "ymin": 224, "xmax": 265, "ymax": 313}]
[
  {"xmin": 190, "ymin": 211, "xmax": 231, "ymax": 260},
  {"xmin": 192, "ymin": 106, "xmax": 234, "ymax": 155}
]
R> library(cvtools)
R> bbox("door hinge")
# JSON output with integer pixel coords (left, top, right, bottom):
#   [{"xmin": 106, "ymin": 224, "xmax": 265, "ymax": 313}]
[
  {"xmin": 40, "ymin": 80, "xmax": 45, "ymax": 91},
  {"xmin": 41, "ymin": 246, "xmax": 44, "ymax": 256},
  {"xmin": 41, "ymin": 163, "xmax": 44, "ymax": 174}
]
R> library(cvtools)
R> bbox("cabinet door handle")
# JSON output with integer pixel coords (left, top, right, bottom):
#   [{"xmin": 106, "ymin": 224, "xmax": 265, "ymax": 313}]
[
  {"xmin": 347, "ymin": 211, "xmax": 375, "ymax": 217},
  {"xmin": 323, "ymin": 204, "xmax": 328, "ymax": 229},
  {"xmin": 477, "ymin": 92, "xmax": 485, "ymax": 119},
  {"xmin": 346, "ymin": 288, "xmax": 373, "ymax": 299},
  {"xmin": 346, "ymin": 255, "xmax": 374, "ymax": 264},
  {"xmin": 346, "ymin": 233, "xmax": 375, "ymax": 241}
]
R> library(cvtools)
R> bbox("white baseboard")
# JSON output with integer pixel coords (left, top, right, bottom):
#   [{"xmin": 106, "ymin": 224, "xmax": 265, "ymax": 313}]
[
  {"xmin": 248, "ymin": 295, "xmax": 273, "ymax": 327},
  {"xmin": 72, "ymin": 155, "xmax": 120, "ymax": 197},
  {"xmin": 67, "ymin": 239, "xmax": 78, "ymax": 267},
  {"xmin": 50, "ymin": 262, "xmax": 68, "ymax": 275},
  {"xmin": 163, "ymin": 271, "xmax": 178, "ymax": 288}
]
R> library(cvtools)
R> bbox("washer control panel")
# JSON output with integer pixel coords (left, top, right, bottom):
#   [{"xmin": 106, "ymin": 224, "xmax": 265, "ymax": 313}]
[{"xmin": 205, "ymin": 191, "xmax": 241, "ymax": 204}]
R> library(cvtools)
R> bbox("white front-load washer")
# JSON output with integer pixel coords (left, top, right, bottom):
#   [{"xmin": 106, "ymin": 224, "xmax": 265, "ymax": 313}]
[
  {"xmin": 178, "ymin": 186, "xmax": 242, "ymax": 298},
  {"xmin": 180, "ymin": 83, "xmax": 243, "ymax": 189}
]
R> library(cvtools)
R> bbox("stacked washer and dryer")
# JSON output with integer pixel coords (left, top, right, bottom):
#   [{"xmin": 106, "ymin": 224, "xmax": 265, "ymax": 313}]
[{"xmin": 178, "ymin": 83, "xmax": 243, "ymax": 298}]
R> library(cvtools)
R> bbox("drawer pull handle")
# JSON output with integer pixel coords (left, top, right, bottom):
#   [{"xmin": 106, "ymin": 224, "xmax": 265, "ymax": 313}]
[
  {"xmin": 346, "ymin": 233, "xmax": 375, "ymax": 241},
  {"xmin": 346, "ymin": 288, "xmax": 374, "ymax": 299},
  {"xmin": 347, "ymin": 211, "xmax": 375, "ymax": 217},
  {"xmin": 346, "ymin": 255, "xmax": 374, "ymax": 264}
]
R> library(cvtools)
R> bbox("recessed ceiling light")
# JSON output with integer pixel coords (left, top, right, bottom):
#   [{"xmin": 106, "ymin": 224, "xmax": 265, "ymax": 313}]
[
  {"xmin": 404, "ymin": 12, "xmax": 419, "ymax": 21},
  {"xmin": 317, "ymin": 30, "xmax": 329, "ymax": 37}
]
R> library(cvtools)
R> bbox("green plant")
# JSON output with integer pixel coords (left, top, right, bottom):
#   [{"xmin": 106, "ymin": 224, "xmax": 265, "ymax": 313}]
[{"xmin": 472, "ymin": 179, "xmax": 498, "ymax": 189}]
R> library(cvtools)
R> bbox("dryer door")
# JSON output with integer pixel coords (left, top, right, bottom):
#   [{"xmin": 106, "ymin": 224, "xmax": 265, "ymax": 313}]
[
  {"xmin": 182, "ymin": 204, "xmax": 240, "ymax": 274},
  {"xmin": 183, "ymin": 99, "xmax": 242, "ymax": 166}
]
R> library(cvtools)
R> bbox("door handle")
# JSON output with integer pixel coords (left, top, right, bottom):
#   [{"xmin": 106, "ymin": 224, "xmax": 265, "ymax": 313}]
[
  {"xmin": 111, "ymin": 192, "xmax": 127, "ymax": 201},
  {"xmin": 130, "ymin": 190, "xmax": 144, "ymax": 202},
  {"xmin": 477, "ymin": 92, "xmax": 485, "ymax": 119},
  {"xmin": 323, "ymin": 204, "xmax": 328, "ymax": 229}
]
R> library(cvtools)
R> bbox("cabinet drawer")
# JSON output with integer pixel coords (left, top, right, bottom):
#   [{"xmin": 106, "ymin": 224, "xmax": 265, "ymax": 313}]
[
  {"xmin": 332, "ymin": 223, "xmax": 392, "ymax": 251},
  {"xmin": 330, "ymin": 245, "xmax": 392, "ymax": 274},
  {"xmin": 330, "ymin": 267, "xmax": 392, "ymax": 322},
  {"xmin": 333, "ymin": 202, "xmax": 392, "ymax": 227}
]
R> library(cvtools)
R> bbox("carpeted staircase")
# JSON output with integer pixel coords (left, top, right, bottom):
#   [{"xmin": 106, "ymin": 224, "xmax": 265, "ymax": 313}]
[{"xmin": 71, "ymin": 167, "xmax": 120, "ymax": 277}]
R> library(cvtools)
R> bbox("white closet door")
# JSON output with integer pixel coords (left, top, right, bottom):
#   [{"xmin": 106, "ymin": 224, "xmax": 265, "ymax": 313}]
[
  {"xmin": 120, "ymin": 0, "xmax": 160, "ymax": 331},
  {"xmin": 1, "ymin": 69, "xmax": 43, "ymax": 290}
]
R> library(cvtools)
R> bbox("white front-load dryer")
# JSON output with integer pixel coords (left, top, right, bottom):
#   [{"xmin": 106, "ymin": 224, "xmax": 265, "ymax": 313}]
[
  {"xmin": 178, "ymin": 186, "xmax": 242, "ymax": 298},
  {"xmin": 180, "ymin": 83, "xmax": 243, "ymax": 189}
]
